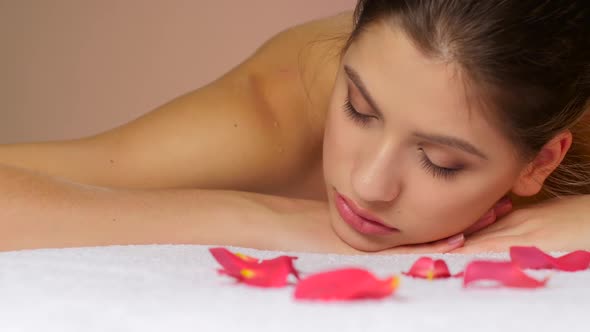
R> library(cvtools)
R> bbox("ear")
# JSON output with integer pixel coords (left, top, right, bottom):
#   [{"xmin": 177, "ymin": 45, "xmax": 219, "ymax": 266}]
[{"xmin": 512, "ymin": 130, "xmax": 573, "ymax": 196}]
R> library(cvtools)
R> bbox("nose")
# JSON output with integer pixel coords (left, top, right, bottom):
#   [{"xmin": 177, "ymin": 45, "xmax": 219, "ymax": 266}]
[{"xmin": 351, "ymin": 144, "xmax": 402, "ymax": 203}]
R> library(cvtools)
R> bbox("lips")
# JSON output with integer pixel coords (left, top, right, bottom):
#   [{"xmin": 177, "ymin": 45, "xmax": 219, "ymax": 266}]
[{"xmin": 334, "ymin": 191, "xmax": 399, "ymax": 236}]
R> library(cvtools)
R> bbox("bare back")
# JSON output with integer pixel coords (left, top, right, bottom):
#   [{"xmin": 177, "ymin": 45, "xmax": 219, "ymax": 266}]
[{"xmin": 0, "ymin": 12, "xmax": 354, "ymax": 201}]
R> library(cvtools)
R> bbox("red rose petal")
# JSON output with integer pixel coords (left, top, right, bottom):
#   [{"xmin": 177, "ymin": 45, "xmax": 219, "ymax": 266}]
[
  {"xmin": 218, "ymin": 261, "xmax": 294, "ymax": 287},
  {"xmin": 209, "ymin": 247, "xmax": 299, "ymax": 288},
  {"xmin": 294, "ymin": 268, "xmax": 400, "ymax": 301},
  {"xmin": 209, "ymin": 247, "xmax": 255, "ymax": 274},
  {"xmin": 557, "ymin": 251, "xmax": 590, "ymax": 270},
  {"xmin": 463, "ymin": 261, "xmax": 548, "ymax": 289},
  {"xmin": 510, "ymin": 246, "xmax": 590, "ymax": 272},
  {"xmin": 402, "ymin": 257, "xmax": 452, "ymax": 279},
  {"xmin": 259, "ymin": 256, "xmax": 301, "ymax": 280}
]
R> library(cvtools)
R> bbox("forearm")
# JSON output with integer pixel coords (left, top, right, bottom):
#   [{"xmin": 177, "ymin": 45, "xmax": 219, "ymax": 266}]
[{"xmin": 0, "ymin": 164, "xmax": 351, "ymax": 253}]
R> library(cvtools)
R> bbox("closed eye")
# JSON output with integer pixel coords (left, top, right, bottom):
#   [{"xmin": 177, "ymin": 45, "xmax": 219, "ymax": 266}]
[
  {"xmin": 418, "ymin": 148, "xmax": 463, "ymax": 180},
  {"xmin": 343, "ymin": 97, "xmax": 373, "ymax": 127}
]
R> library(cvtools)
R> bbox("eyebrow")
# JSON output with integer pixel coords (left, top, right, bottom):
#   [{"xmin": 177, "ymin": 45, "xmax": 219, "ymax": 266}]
[
  {"xmin": 344, "ymin": 65, "xmax": 384, "ymax": 118},
  {"xmin": 344, "ymin": 65, "xmax": 487, "ymax": 160},
  {"xmin": 413, "ymin": 132, "xmax": 489, "ymax": 160}
]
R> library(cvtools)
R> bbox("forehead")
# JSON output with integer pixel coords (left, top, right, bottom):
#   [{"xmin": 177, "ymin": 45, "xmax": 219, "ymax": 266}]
[
  {"xmin": 347, "ymin": 23, "xmax": 469, "ymax": 116},
  {"xmin": 343, "ymin": 22, "xmax": 504, "ymax": 143}
]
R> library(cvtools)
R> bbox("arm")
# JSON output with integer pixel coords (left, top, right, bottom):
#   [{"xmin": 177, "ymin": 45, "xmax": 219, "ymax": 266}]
[
  {"xmin": 0, "ymin": 13, "xmax": 358, "ymax": 253},
  {"xmin": 0, "ymin": 163, "xmax": 352, "ymax": 253},
  {"xmin": 454, "ymin": 194, "xmax": 590, "ymax": 253},
  {"xmin": 1, "ymin": 162, "xmax": 474, "ymax": 254}
]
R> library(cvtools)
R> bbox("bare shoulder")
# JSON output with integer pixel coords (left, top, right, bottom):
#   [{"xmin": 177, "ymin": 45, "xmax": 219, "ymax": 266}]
[
  {"xmin": 0, "ymin": 12, "xmax": 353, "ymax": 199},
  {"xmin": 250, "ymin": 11, "xmax": 353, "ymax": 143},
  {"xmin": 239, "ymin": 11, "xmax": 353, "ymax": 198},
  {"xmin": 106, "ymin": 11, "xmax": 355, "ymax": 192}
]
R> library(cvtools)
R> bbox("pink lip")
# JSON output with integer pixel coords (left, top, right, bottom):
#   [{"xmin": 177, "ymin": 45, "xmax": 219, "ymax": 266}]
[{"xmin": 334, "ymin": 191, "xmax": 399, "ymax": 236}]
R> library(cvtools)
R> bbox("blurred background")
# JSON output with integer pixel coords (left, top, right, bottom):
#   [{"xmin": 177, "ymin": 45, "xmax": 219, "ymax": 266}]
[{"xmin": 0, "ymin": 0, "xmax": 355, "ymax": 143}]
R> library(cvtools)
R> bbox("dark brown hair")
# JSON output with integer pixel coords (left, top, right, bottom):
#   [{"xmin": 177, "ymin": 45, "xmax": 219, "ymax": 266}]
[{"xmin": 344, "ymin": 0, "xmax": 590, "ymax": 196}]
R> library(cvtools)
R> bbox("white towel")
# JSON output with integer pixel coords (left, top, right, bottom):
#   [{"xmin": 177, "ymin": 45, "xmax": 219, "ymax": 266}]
[{"xmin": 0, "ymin": 245, "xmax": 587, "ymax": 332}]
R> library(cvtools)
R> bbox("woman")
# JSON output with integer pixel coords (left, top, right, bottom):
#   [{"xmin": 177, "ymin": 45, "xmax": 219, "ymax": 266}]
[{"xmin": 0, "ymin": 0, "xmax": 589, "ymax": 253}]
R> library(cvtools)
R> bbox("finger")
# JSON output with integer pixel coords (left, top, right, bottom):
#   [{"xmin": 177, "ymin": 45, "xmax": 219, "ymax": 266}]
[
  {"xmin": 452, "ymin": 235, "xmax": 529, "ymax": 254},
  {"xmin": 464, "ymin": 209, "xmax": 496, "ymax": 235},
  {"xmin": 380, "ymin": 233, "xmax": 465, "ymax": 254},
  {"xmin": 462, "ymin": 197, "xmax": 512, "ymax": 236},
  {"xmin": 495, "ymin": 196, "xmax": 513, "ymax": 218},
  {"xmin": 467, "ymin": 211, "xmax": 521, "ymax": 237},
  {"xmin": 451, "ymin": 242, "xmax": 507, "ymax": 254},
  {"xmin": 464, "ymin": 197, "xmax": 512, "ymax": 235}
]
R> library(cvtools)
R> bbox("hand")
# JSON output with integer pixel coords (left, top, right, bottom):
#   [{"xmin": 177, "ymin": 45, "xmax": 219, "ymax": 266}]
[
  {"xmin": 453, "ymin": 195, "xmax": 590, "ymax": 253},
  {"xmin": 379, "ymin": 196, "xmax": 513, "ymax": 254}
]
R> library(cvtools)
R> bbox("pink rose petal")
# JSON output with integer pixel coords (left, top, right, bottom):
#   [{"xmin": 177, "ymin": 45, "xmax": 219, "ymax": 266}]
[
  {"xmin": 463, "ymin": 261, "xmax": 548, "ymax": 289},
  {"xmin": 209, "ymin": 247, "xmax": 299, "ymax": 288},
  {"xmin": 294, "ymin": 268, "xmax": 400, "ymax": 301},
  {"xmin": 402, "ymin": 257, "xmax": 452, "ymax": 279},
  {"xmin": 510, "ymin": 246, "xmax": 590, "ymax": 272}
]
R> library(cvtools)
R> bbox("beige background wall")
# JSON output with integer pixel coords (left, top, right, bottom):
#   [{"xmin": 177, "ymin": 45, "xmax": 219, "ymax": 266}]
[{"xmin": 0, "ymin": 0, "xmax": 355, "ymax": 143}]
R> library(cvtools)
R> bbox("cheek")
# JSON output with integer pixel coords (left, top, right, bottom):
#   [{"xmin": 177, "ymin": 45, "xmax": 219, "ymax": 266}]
[
  {"xmin": 322, "ymin": 106, "xmax": 359, "ymax": 182},
  {"xmin": 399, "ymin": 171, "xmax": 517, "ymax": 241}
]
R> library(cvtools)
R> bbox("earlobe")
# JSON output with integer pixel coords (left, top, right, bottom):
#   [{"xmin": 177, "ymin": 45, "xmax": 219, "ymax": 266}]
[{"xmin": 511, "ymin": 130, "xmax": 573, "ymax": 197}]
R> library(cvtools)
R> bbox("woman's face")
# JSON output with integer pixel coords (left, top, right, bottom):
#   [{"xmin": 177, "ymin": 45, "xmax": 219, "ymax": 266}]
[{"xmin": 323, "ymin": 22, "xmax": 527, "ymax": 252}]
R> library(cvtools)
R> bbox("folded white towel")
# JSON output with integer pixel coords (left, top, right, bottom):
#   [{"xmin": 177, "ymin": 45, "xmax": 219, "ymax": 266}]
[{"xmin": 0, "ymin": 245, "xmax": 586, "ymax": 332}]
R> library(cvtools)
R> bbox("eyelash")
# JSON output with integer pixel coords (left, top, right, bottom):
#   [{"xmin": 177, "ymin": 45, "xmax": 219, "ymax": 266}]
[
  {"xmin": 343, "ymin": 97, "xmax": 373, "ymax": 127},
  {"xmin": 342, "ymin": 94, "xmax": 462, "ymax": 181},
  {"xmin": 419, "ymin": 148, "xmax": 461, "ymax": 180}
]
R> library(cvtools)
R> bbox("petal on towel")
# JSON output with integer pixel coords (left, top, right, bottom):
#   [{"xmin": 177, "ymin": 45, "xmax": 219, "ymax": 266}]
[
  {"xmin": 510, "ymin": 246, "xmax": 590, "ymax": 272},
  {"xmin": 209, "ymin": 247, "xmax": 256, "ymax": 272},
  {"xmin": 209, "ymin": 247, "xmax": 299, "ymax": 287},
  {"xmin": 260, "ymin": 256, "xmax": 301, "ymax": 280},
  {"xmin": 218, "ymin": 260, "xmax": 297, "ymax": 287},
  {"xmin": 402, "ymin": 257, "xmax": 452, "ymax": 279},
  {"xmin": 294, "ymin": 268, "xmax": 400, "ymax": 301},
  {"xmin": 462, "ymin": 261, "xmax": 548, "ymax": 289}
]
